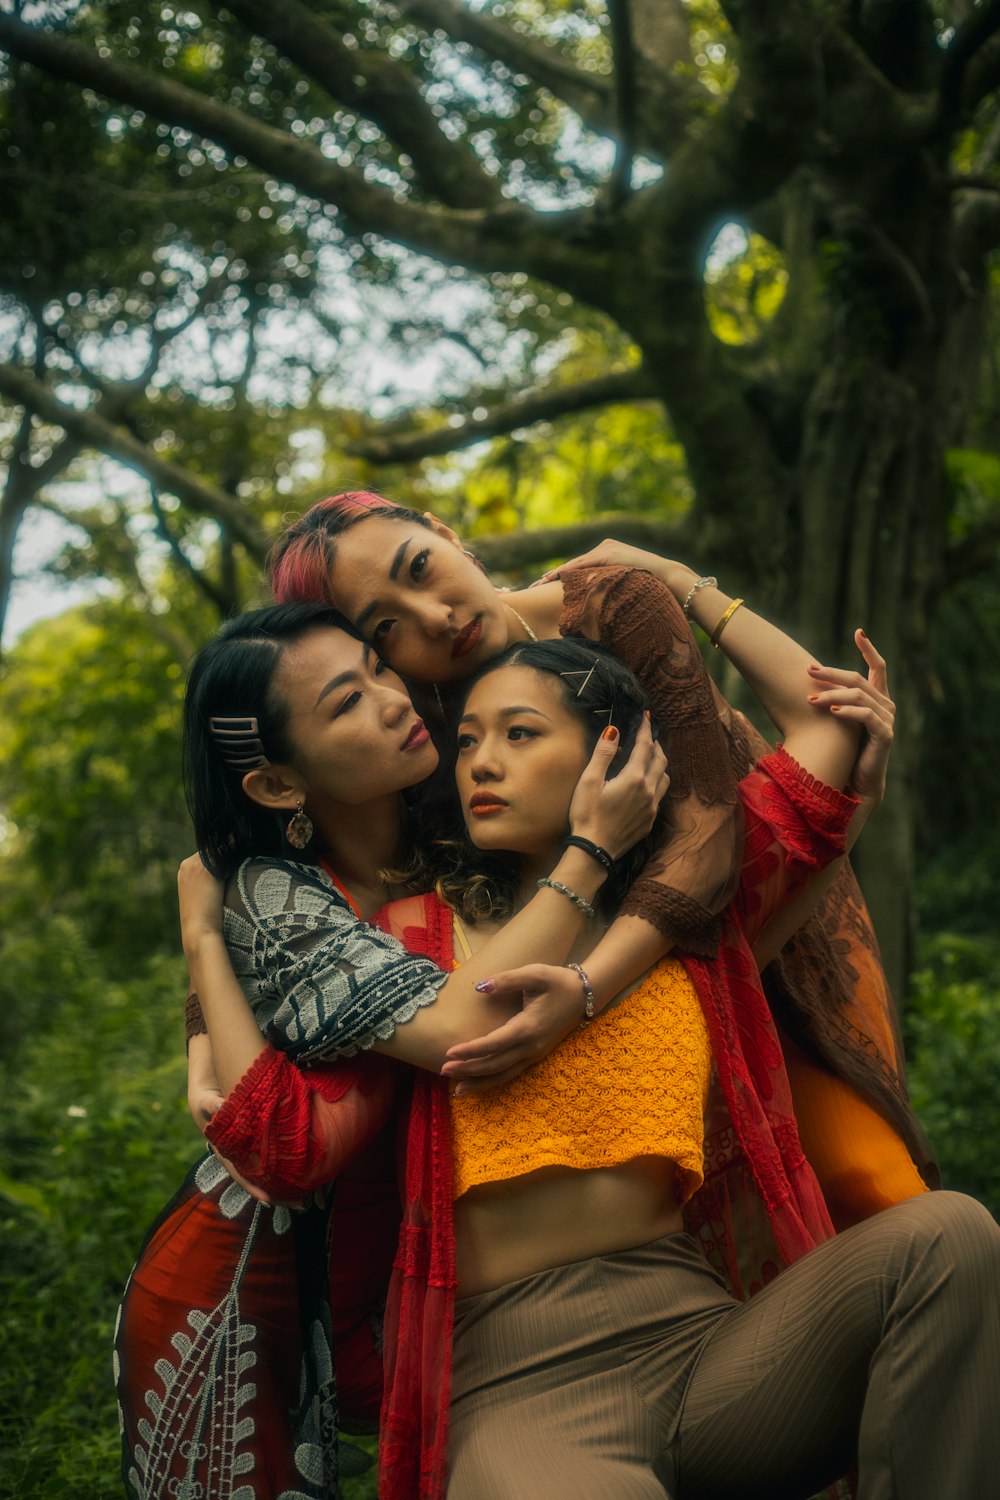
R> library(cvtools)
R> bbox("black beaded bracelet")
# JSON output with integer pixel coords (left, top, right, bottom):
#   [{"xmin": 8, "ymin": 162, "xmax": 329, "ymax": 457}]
[{"xmin": 562, "ymin": 834, "xmax": 615, "ymax": 872}]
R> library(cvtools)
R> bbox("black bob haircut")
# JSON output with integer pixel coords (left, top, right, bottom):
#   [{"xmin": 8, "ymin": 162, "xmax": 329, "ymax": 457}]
[{"xmin": 183, "ymin": 602, "xmax": 360, "ymax": 878}]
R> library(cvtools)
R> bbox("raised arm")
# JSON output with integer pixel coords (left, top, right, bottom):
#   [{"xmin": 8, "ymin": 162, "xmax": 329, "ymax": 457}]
[
  {"xmin": 442, "ymin": 576, "xmax": 871, "ymax": 1089},
  {"xmin": 670, "ymin": 568, "xmax": 860, "ymax": 790},
  {"xmin": 751, "ymin": 630, "xmax": 894, "ymax": 966}
]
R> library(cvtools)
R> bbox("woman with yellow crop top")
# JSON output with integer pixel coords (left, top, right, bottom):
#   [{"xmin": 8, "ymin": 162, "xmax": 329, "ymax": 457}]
[
  {"xmin": 402, "ymin": 634, "xmax": 1000, "ymax": 1500},
  {"xmin": 422, "ymin": 640, "xmax": 713, "ymax": 1295}
]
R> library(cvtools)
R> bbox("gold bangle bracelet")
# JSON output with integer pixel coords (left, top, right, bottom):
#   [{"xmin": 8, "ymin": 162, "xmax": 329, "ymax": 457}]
[{"xmin": 710, "ymin": 597, "xmax": 744, "ymax": 648}]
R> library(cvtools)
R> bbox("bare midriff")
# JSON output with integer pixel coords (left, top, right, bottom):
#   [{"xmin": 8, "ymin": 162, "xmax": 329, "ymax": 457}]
[{"xmin": 454, "ymin": 1156, "xmax": 685, "ymax": 1296}]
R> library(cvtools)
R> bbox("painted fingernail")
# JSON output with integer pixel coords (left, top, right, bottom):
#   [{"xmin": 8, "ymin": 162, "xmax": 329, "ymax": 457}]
[
  {"xmin": 602, "ymin": 726, "xmax": 619, "ymax": 741},
  {"xmin": 474, "ymin": 978, "xmax": 495, "ymax": 993},
  {"xmin": 830, "ymin": 704, "xmax": 842, "ymax": 712},
  {"xmin": 644, "ymin": 709, "xmax": 651, "ymax": 721},
  {"xmin": 808, "ymin": 694, "xmax": 820, "ymax": 703},
  {"xmin": 808, "ymin": 663, "xmax": 821, "ymax": 673}
]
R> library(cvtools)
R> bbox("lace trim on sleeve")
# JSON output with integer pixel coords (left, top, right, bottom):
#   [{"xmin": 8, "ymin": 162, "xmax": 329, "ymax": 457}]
[
  {"xmin": 206, "ymin": 1045, "xmax": 288, "ymax": 1153},
  {"xmin": 736, "ymin": 748, "xmax": 859, "ymax": 943},
  {"xmin": 757, "ymin": 746, "xmax": 859, "ymax": 851},
  {"xmin": 559, "ymin": 564, "xmax": 738, "ymax": 807},
  {"xmin": 223, "ymin": 858, "xmax": 449, "ymax": 1059},
  {"xmin": 205, "ymin": 1046, "xmax": 394, "ymax": 1198},
  {"xmin": 559, "ymin": 563, "xmax": 745, "ymax": 955},
  {"xmin": 617, "ymin": 885, "xmax": 723, "ymax": 956}
]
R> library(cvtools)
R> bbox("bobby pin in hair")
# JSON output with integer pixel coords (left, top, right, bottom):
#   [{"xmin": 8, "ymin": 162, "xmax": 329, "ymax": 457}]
[
  {"xmin": 208, "ymin": 715, "xmax": 271, "ymax": 769},
  {"xmin": 559, "ymin": 661, "xmax": 599, "ymax": 698}
]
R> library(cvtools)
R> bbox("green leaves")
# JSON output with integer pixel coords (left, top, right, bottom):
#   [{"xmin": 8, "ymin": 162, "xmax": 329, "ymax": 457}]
[
  {"xmin": 0, "ymin": 601, "xmax": 193, "ymax": 960},
  {"xmin": 908, "ymin": 932, "xmax": 1000, "ymax": 1215},
  {"xmin": 0, "ymin": 917, "xmax": 195, "ymax": 1500}
]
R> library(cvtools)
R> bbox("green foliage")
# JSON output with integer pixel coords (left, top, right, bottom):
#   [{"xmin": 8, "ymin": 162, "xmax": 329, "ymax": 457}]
[
  {"xmin": 907, "ymin": 933, "xmax": 1000, "ymax": 1218},
  {"xmin": 0, "ymin": 910, "xmax": 385, "ymax": 1499},
  {"xmin": 0, "ymin": 600, "xmax": 193, "ymax": 963},
  {"xmin": 705, "ymin": 232, "xmax": 788, "ymax": 346},
  {"xmin": 460, "ymin": 398, "xmax": 692, "ymax": 543},
  {"xmin": 0, "ymin": 918, "xmax": 195, "ymax": 1500},
  {"xmin": 918, "ymin": 568, "xmax": 1000, "ymax": 872}
]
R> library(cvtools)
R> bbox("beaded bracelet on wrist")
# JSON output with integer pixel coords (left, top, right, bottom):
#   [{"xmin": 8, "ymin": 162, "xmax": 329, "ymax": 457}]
[
  {"xmin": 565, "ymin": 961, "xmax": 597, "ymax": 1023},
  {"xmin": 682, "ymin": 574, "xmax": 717, "ymax": 618},
  {"xmin": 537, "ymin": 877, "xmax": 596, "ymax": 920}
]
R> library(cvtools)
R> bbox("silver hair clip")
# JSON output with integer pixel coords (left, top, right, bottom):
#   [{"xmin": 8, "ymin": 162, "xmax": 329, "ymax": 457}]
[
  {"xmin": 559, "ymin": 662, "xmax": 599, "ymax": 698},
  {"xmin": 208, "ymin": 715, "xmax": 271, "ymax": 769},
  {"xmin": 590, "ymin": 706, "xmax": 614, "ymax": 727}
]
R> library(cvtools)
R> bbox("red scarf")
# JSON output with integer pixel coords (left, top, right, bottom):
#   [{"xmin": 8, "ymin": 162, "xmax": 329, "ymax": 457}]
[{"xmin": 370, "ymin": 749, "xmax": 854, "ymax": 1498}]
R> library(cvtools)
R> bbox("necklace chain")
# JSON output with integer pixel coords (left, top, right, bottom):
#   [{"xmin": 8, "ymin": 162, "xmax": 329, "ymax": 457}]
[{"xmin": 503, "ymin": 602, "xmax": 538, "ymax": 643}]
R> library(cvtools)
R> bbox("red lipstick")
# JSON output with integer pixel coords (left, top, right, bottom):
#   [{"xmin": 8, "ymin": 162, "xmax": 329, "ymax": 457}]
[
  {"xmin": 469, "ymin": 790, "xmax": 508, "ymax": 816},
  {"xmin": 451, "ymin": 616, "xmax": 483, "ymax": 660},
  {"xmin": 402, "ymin": 720, "xmax": 430, "ymax": 751}
]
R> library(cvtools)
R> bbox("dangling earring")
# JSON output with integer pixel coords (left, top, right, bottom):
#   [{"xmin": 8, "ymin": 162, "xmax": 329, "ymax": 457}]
[{"xmin": 285, "ymin": 799, "xmax": 313, "ymax": 849}]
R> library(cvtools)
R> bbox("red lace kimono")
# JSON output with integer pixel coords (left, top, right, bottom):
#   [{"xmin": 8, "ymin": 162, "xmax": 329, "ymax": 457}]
[
  {"xmin": 558, "ymin": 564, "xmax": 936, "ymax": 1215},
  {"xmin": 115, "ymin": 749, "xmax": 856, "ymax": 1500}
]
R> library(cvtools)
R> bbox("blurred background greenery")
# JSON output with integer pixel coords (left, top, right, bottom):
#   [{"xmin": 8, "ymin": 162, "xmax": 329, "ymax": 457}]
[{"xmin": 2, "ymin": 3, "xmax": 999, "ymax": 1496}]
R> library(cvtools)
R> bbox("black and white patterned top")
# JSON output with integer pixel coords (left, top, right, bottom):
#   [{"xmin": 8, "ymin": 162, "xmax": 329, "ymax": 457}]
[{"xmin": 223, "ymin": 857, "xmax": 448, "ymax": 1059}]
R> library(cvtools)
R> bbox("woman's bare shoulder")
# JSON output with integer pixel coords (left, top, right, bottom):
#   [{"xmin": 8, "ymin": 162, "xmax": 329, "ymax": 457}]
[{"xmin": 506, "ymin": 579, "xmax": 564, "ymax": 637}]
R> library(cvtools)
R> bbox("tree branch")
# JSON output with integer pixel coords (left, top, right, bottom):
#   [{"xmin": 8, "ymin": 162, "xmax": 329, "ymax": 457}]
[
  {"xmin": 346, "ymin": 368, "xmax": 659, "ymax": 463},
  {"xmin": 0, "ymin": 383, "xmax": 43, "ymax": 650},
  {"xmin": 938, "ymin": 0, "xmax": 1000, "ymax": 124},
  {"xmin": 955, "ymin": 184, "xmax": 1000, "ymax": 259},
  {"xmin": 950, "ymin": 171, "xmax": 1000, "ymax": 191},
  {"xmin": 148, "ymin": 486, "xmax": 234, "ymax": 615},
  {"xmin": 472, "ymin": 514, "xmax": 694, "ymax": 573},
  {"xmin": 0, "ymin": 14, "xmax": 604, "ymax": 292},
  {"xmin": 219, "ymin": 0, "xmax": 501, "ymax": 209},
  {"xmin": 0, "ymin": 362, "xmax": 267, "ymax": 558},
  {"xmin": 607, "ymin": 0, "xmax": 638, "ymax": 207},
  {"xmin": 973, "ymin": 106, "xmax": 1000, "ymax": 171},
  {"xmin": 398, "ymin": 0, "xmax": 615, "ymax": 134},
  {"xmin": 31, "ymin": 493, "xmax": 199, "ymax": 664},
  {"xmin": 402, "ymin": 0, "xmax": 710, "ymax": 157},
  {"xmin": 626, "ymin": 0, "xmax": 711, "ymax": 132},
  {"xmin": 831, "ymin": 204, "xmax": 934, "ymax": 328}
]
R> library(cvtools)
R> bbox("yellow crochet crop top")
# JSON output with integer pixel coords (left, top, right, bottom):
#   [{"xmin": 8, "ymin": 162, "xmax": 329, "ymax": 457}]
[{"xmin": 450, "ymin": 956, "xmax": 711, "ymax": 1202}]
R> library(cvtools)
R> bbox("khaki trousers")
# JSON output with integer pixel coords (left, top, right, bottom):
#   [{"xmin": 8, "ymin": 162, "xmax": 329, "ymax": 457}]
[{"xmin": 448, "ymin": 1192, "xmax": 1000, "ymax": 1499}]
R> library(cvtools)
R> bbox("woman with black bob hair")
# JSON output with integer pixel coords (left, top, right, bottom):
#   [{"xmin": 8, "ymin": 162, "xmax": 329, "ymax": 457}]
[
  {"xmin": 116, "ymin": 604, "xmax": 667, "ymax": 1500},
  {"xmin": 184, "ymin": 601, "xmax": 354, "ymax": 875}
]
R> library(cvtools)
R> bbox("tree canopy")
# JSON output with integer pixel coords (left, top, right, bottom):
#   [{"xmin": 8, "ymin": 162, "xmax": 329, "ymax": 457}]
[{"xmin": 4, "ymin": 0, "xmax": 1000, "ymax": 980}]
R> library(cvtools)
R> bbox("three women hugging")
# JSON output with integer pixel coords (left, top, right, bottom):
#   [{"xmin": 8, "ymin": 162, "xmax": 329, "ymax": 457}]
[{"xmin": 115, "ymin": 492, "xmax": 999, "ymax": 1500}]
